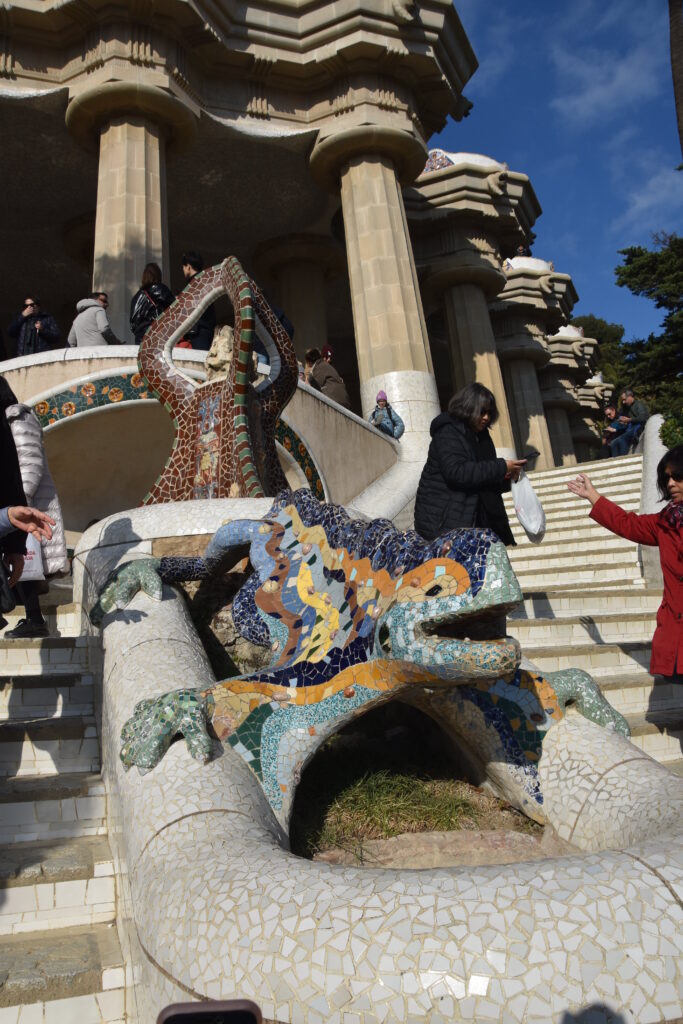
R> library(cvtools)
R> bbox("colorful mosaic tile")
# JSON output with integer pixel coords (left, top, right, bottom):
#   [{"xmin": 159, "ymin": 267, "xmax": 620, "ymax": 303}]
[
  {"xmin": 136, "ymin": 257, "xmax": 298, "ymax": 502},
  {"xmin": 92, "ymin": 490, "xmax": 628, "ymax": 829},
  {"xmin": 33, "ymin": 375, "xmax": 323, "ymax": 500}
]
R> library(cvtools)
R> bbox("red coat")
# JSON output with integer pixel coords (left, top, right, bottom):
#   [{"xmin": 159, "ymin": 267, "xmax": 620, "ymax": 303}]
[{"xmin": 590, "ymin": 496, "xmax": 683, "ymax": 676}]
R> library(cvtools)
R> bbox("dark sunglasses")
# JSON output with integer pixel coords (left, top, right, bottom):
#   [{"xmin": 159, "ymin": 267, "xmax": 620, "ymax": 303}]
[
  {"xmin": 664, "ymin": 472, "xmax": 683, "ymax": 483},
  {"xmin": 23, "ymin": 301, "xmax": 37, "ymax": 308}
]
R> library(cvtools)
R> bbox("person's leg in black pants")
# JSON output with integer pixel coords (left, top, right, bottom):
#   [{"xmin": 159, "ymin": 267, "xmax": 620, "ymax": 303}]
[{"xmin": 4, "ymin": 580, "xmax": 48, "ymax": 638}]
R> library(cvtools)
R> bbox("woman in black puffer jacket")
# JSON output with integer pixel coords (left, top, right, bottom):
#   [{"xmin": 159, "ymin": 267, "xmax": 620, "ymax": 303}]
[
  {"xmin": 129, "ymin": 263, "xmax": 175, "ymax": 344},
  {"xmin": 414, "ymin": 383, "xmax": 526, "ymax": 545}
]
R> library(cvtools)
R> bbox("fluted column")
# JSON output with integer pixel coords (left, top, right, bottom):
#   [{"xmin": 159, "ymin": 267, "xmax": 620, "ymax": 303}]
[
  {"xmin": 92, "ymin": 118, "xmax": 168, "ymax": 340},
  {"xmin": 253, "ymin": 235, "xmax": 345, "ymax": 360},
  {"xmin": 442, "ymin": 283, "xmax": 516, "ymax": 457},
  {"xmin": 340, "ymin": 154, "xmax": 431, "ymax": 393},
  {"xmin": 66, "ymin": 83, "xmax": 198, "ymax": 341},
  {"xmin": 501, "ymin": 357, "xmax": 554, "ymax": 466},
  {"xmin": 545, "ymin": 406, "xmax": 577, "ymax": 466}
]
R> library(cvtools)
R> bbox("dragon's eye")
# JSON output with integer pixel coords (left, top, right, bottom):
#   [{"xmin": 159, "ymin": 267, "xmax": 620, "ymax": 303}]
[{"xmin": 425, "ymin": 584, "xmax": 442, "ymax": 597}]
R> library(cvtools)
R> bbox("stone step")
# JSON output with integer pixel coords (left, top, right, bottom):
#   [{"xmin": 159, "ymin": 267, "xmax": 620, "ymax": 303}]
[
  {"xmin": 519, "ymin": 460, "xmax": 641, "ymax": 489},
  {"xmin": 597, "ymin": 671, "xmax": 682, "ymax": 719},
  {"xmin": 0, "ymin": 772, "xmax": 106, "ymax": 844},
  {"xmin": 504, "ymin": 487, "xmax": 639, "ymax": 513},
  {"xmin": 508, "ymin": 611, "xmax": 655, "ymax": 648},
  {"xmin": 511, "ymin": 588, "xmax": 661, "ymax": 619},
  {"xmin": 0, "ymin": 718, "xmax": 100, "ymax": 778},
  {"xmin": 0, "ymin": 671, "xmax": 96, "ymax": 722},
  {"xmin": 625, "ymin": 707, "xmax": 683, "ymax": 764},
  {"xmin": 526, "ymin": 453, "xmax": 641, "ymax": 485},
  {"xmin": 0, "ymin": 835, "xmax": 115, "ymax": 936},
  {"xmin": 512, "ymin": 560, "xmax": 644, "ymax": 590},
  {"xmin": 666, "ymin": 758, "xmax": 683, "ymax": 777},
  {"xmin": 519, "ymin": 470, "xmax": 643, "ymax": 502},
  {"xmin": 510, "ymin": 524, "xmax": 637, "ymax": 553},
  {"xmin": 509, "ymin": 541, "xmax": 640, "ymax": 575},
  {"xmin": 2, "ymin": 602, "xmax": 81, "ymax": 638},
  {"xmin": 525, "ymin": 639, "xmax": 651, "ymax": 677},
  {"xmin": 0, "ymin": 637, "xmax": 98, "ymax": 673},
  {"xmin": 0, "ymin": 921, "xmax": 124, "ymax": 1019}
]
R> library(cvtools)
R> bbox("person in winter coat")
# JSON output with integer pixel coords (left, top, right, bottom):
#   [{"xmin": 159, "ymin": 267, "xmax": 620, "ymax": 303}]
[
  {"xmin": 68, "ymin": 292, "xmax": 121, "ymax": 347},
  {"xmin": 8, "ymin": 297, "xmax": 61, "ymax": 357},
  {"xmin": 568, "ymin": 445, "xmax": 683, "ymax": 679},
  {"xmin": 367, "ymin": 390, "xmax": 404, "ymax": 439},
  {"xmin": 129, "ymin": 263, "xmax": 175, "ymax": 344},
  {"xmin": 414, "ymin": 382, "xmax": 527, "ymax": 545},
  {"xmin": 305, "ymin": 345, "xmax": 350, "ymax": 409},
  {"xmin": 0, "ymin": 393, "xmax": 29, "ymax": 589},
  {"xmin": 0, "ymin": 378, "xmax": 69, "ymax": 638}
]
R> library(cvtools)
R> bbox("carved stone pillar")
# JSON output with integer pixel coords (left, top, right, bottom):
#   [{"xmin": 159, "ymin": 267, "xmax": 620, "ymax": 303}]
[
  {"xmin": 66, "ymin": 84, "xmax": 197, "ymax": 341},
  {"xmin": 442, "ymin": 282, "xmax": 516, "ymax": 457},
  {"xmin": 254, "ymin": 235, "xmax": 345, "ymax": 360},
  {"xmin": 490, "ymin": 257, "xmax": 578, "ymax": 470},
  {"xmin": 310, "ymin": 128, "xmax": 437, "ymax": 428}
]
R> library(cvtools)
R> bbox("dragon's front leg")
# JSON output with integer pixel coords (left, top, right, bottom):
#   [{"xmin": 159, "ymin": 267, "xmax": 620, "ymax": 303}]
[{"xmin": 120, "ymin": 689, "xmax": 213, "ymax": 774}]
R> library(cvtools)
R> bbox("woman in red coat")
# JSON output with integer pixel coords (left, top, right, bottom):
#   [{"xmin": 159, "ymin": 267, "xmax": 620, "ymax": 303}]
[{"xmin": 568, "ymin": 444, "xmax": 683, "ymax": 678}]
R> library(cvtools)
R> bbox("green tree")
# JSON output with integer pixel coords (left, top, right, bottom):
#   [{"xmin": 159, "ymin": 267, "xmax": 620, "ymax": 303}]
[{"xmin": 615, "ymin": 233, "xmax": 683, "ymax": 447}]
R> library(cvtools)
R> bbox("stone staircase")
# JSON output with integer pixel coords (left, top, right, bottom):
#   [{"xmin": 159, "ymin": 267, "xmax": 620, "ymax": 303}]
[
  {"xmin": 505, "ymin": 454, "xmax": 683, "ymax": 773},
  {"xmin": 0, "ymin": 583, "xmax": 125, "ymax": 1023}
]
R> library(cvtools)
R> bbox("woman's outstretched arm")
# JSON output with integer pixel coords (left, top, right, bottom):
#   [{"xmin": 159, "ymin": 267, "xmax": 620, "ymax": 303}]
[{"xmin": 568, "ymin": 473, "xmax": 660, "ymax": 545}]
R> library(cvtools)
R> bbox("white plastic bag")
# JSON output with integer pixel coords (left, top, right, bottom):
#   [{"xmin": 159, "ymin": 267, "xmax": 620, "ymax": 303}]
[
  {"xmin": 510, "ymin": 470, "xmax": 546, "ymax": 543},
  {"xmin": 19, "ymin": 532, "xmax": 45, "ymax": 582}
]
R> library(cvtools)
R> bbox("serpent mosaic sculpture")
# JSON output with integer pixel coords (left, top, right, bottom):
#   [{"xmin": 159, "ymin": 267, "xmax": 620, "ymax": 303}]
[
  {"xmin": 138, "ymin": 256, "xmax": 298, "ymax": 502},
  {"xmin": 91, "ymin": 489, "xmax": 628, "ymax": 828}
]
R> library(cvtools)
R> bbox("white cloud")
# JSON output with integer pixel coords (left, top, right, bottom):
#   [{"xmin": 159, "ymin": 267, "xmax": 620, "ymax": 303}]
[
  {"xmin": 549, "ymin": 40, "xmax": 664, "ymax": 126},
  {"xmin": 610, "ymin": 166, "xmax": 683, "ymax": 236}
]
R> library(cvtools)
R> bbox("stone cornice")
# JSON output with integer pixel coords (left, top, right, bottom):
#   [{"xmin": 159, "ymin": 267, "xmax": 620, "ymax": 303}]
[
  {"xmin": 405, "ymin": 155, "xmax": 541, "ymax": 248},
  {"xmin": 1, "ymin": 0, "xmax": 477, "ymax": 139}
]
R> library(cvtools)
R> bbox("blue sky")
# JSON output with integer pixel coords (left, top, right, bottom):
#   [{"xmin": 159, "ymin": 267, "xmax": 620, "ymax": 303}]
[{"xmin": 431, "ymin": 0, "xmax": 683, "ymax": 342}]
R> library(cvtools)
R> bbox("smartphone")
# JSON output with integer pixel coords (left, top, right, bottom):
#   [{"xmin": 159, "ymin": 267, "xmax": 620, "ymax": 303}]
[
  {"xmin": 157, "ymin": 1001, "xmax": 262, "ymax": 1024},
  {"xmin": 521, "ymin": 450, "xmax": 540, "ymax": 461}
]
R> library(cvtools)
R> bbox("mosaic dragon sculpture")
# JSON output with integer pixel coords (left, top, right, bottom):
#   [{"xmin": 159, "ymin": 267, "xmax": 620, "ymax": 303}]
[
  {"xmin": 91, "ymin": 490, "xmax": 628, "ymax": 828},
  {"xmin": 138, "ymin": 256, "xmax": 298, "ymax": 503}
]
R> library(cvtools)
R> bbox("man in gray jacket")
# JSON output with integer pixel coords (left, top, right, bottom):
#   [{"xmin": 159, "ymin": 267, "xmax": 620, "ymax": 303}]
[{"xmin": 68, "ymin": 292, "xmax": 121, "ymax": 346}]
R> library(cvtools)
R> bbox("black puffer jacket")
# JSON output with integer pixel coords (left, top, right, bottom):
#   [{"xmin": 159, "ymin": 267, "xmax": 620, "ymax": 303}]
[
  {"xmin": 414, "ymin": 413, "xmax": 515, "ymax": 545},
  {"xmin": 129, "ymin": 283, "xmax": 175, "ymax": 344}
]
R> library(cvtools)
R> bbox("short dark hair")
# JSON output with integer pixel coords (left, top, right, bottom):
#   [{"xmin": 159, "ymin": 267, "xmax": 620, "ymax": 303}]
[
  {"xmin": 182, "ymin": 251, "xmax": 203, "ymax": 273},
  {"xmin": 448, "ymin": 382, "xmax": 499, "ymax": 429},
  {"xmin": 23, "ymin": 296, "xmax": 39, "ymax": 306},
  {"xmin": 621, "ymin": 388, "xmax": 634, "ymax": 399},
  {"xmin": 141, "ymin": 262, "xmax": 162, "ymax": 288},
  {"xmin": 305, "ymin": 347, "xmax": 321, "ymax": 365},
  {"xmin": 657, "ymin": 445, "xmax": 683, "ymax": 501},
  {"xmin": 90, "ymin": 291, "xmax": 108, "ymax": 302}
]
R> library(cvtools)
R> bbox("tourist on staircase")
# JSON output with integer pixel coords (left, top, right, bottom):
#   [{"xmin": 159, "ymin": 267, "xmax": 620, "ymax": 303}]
[
  {"xmin": 129, "ymin": 262, "xmax": 175, "ymax": 344},
  {"xmin": 8, "ymin": 296, "xmax": 61, "ymax": 356},
  {"xmin": 609, "ymin": 389, "xmax": 649, "ymax": 457},
  {"xmin": 0, "ymin": 377, "xmax": 69, "ymax": 638},
  {"xmin": 568, "ymin": 445, "xmax": 683, "ymax": 680},
  {"xmin": 414, "ymin": 382, "xmax": 527, "ymax": 544},
  {"xmin": 367, "ymin": 390, "xmax": 404, "ymax": 439}
]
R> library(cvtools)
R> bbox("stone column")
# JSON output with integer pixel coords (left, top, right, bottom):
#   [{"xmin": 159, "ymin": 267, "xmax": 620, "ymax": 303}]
[
  {"xmin": 253, "ymin": 235, "xmax": 345, "ymax": 361},
  {"xmin": 93, "ymin": 118, "xmax": 168, "ymax": 340},
  {"xmin": 310, "ymin": 128, "xmax": 437, "ymax": 426},
  {"xmin": 545, "ymin": 405, "xmax": 577, "ymax": 466},
  {"xmin": 501, "ymin": 356, "xmax": 554, "ymax": 466},
  {"xmin": 65, "ymin": 83, "xmax": 198, "ymax": 342},
  {"xmin": 441, "ymin": 282, "xmax": 516, "ymax": 457},
  {"xmin": 340, "ymin": 154, "xmax": 431, "ymax": 396}
]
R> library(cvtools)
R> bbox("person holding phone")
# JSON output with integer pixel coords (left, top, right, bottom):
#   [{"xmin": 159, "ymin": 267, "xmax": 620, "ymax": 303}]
[
  {"xmin": 568, "ymin": 444, "xmax": 683, "ymax": 679},
  {"xmin": 414, "ymin": 382, "xmax": 526, "ymax": 545}
]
